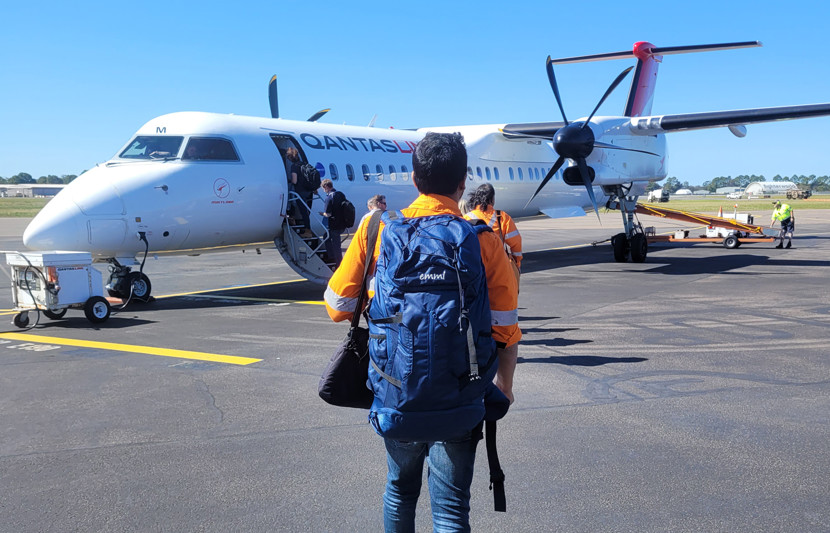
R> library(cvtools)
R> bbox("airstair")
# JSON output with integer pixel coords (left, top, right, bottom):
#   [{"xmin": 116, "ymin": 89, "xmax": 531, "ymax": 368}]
[{"xmin": 274, "ymin": 192, "xmax": 339, "ymax": 284}]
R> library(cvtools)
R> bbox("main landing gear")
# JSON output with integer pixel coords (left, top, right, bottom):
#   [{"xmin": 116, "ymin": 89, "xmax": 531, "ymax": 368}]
[
  {"xmin": 106, "ymin": 261, "xmax": 152, "ymax": 301},
  {"xmin": 607, "ymin": 186, "xmax": 648, "ymax": 263}
]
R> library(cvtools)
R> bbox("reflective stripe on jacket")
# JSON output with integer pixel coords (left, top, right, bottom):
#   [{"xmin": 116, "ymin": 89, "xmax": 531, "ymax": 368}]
[
  {"xmin": 464, "ymin": 206, "xmax": 523, "ymax": 268},
  {"xmin": 325, "ymin": 194, "xmax": 521, "ymax": 347}
]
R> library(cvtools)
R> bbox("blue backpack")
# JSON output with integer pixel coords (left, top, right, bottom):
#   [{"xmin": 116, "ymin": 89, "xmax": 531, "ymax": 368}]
[{"xmin": 367, "ymin": 211, "xmax": 498, "ymax": 442}]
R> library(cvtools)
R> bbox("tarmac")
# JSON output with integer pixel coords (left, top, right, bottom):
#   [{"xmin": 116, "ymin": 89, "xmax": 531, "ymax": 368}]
[{"xmin": 1, "ymin": 209, "xmax": 828, "ymax": 532}]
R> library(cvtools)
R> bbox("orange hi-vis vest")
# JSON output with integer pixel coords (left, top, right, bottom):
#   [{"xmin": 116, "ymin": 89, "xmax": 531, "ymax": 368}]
[{"xmin": 325, "ymin": 194, "xmax": 521, "ymax": 347}]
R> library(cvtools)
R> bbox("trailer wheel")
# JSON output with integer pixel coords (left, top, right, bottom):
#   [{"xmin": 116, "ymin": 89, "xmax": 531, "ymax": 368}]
[
  {"xmin": 612, "ymin": 233, "xmax": 629, "ymax": 262},
  {"xmin": 723, "ymin": 235, "xmax": 739, "ymax": 249},
  {"xmin": 84, "ymin": 297, "xmax": 111, "ymax": 324},
  {"xmin": 13, "ymin": 312, "xmax": 29, "ymax": 328},
  {"xmin": 630, "ymin": 234, "xmax": 648, "ymax": 263},
  {"xmin": 43, "ymin": 309, "xmax": 67, "ymax": 320}
]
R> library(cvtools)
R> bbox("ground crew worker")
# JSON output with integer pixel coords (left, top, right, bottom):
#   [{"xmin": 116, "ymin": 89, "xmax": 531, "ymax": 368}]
[
  {"xmin": 323, "ymin": 132, "xmax": 520, "ymax": 531},
  {"xmin": 464, "ymin": 183, "xmax": 523, "ymax": 269},
  {"xmin": 770, "ymin": 200, "xmax": 795, "ymax": 248}
]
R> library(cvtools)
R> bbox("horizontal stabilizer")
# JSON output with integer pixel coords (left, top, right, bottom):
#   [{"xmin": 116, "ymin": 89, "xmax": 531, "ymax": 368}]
[
  {"xmin": 549, "ymin": 41, "xmax": 761, "ymax": 64},
  {"xmin": 630, "ymin": 103, "xmax": 830, "ymax": 134}
]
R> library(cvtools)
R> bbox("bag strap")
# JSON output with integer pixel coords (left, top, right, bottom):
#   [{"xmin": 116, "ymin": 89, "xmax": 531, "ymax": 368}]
[
  {"xmin": 486, "ymin": 420, "xmax": 506, "ymax": 512},
  {"xmin": 350, "ymin": 210, "xmax": 383, "ymax": 329}
]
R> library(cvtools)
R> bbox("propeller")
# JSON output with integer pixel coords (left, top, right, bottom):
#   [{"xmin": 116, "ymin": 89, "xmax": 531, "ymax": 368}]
[
  {"xmin": 307, "ymin": 109, "xmax": 331, "ymax": 122},
  {"xmin": 528, "ymin": 58, "xmax": 650, "ymax": 219},
  {"xmin": 269, "ymin": 75, "xmax": 330, "ymax": 122},
  {"xmin": 268, "ymin": 75, "xmax": 279, "ymax": 119}
]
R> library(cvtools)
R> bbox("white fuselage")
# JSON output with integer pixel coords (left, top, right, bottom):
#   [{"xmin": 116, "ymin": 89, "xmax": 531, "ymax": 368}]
[{"xmin": 23, "ymin": 112, "xmax": 666, "ymax": 263}]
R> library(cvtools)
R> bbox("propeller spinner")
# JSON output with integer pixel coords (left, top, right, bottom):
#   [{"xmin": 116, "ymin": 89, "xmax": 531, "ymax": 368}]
[{"xmin": 528, "ymin": 59, "xmax": 640, "ymax": 218}]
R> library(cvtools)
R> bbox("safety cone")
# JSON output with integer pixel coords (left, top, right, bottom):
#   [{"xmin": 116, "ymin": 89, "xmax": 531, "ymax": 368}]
[{"xmin": 717, "ymin": 206, "xmax": 723, "ymax": 217}]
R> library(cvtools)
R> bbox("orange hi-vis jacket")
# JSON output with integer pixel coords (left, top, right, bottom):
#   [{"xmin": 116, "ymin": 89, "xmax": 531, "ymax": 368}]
[
  {"xmin": 465, "ymin": 206, "xmax": 523, "ymax": 268},
  {"xmin": 324, "ymin": 194, "xmax": 521, "ymax": 347}
]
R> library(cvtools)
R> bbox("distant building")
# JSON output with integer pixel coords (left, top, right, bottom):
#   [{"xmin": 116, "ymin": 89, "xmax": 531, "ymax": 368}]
[
  {"xmin": 674, "ymin": 188, "xmax": 693, "ymax": 195},
  {"xmin": 715, "ymin": 187, "xmax": 743, "ymax": 194},
  {"xmin": 744, "ymin": 181, "xmax": 798, "ymax": 196},
  {"xmin": 0, "ymin": 184, "xmax": 64, "ymax": 198}
]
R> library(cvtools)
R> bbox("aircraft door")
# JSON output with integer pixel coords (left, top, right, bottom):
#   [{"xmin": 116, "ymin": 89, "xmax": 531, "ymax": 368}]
[{"xmin": 269, "ymin": 134, "xmax": 307, "ymax": 219}]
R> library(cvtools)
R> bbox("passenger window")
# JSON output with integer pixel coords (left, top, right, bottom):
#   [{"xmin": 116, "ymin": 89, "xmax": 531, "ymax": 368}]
[
  {"xmin": 485, "ymin": 167, "xmax": 491, "ymax": 181},
  {"xmin": 346, "ymin": 164, "xmax": 355, "ymax": 181},
  {"xmin": 329, "ymin": 163, "xmax": 339, "ymax": 181},
  {"xmin": 120, "ymin": 136, "xmax": 184, "ymax": 159},
  {"xmin": 534, "ymin": 168, "xmax": 540, "ymax": 180},
  {"xmin": 476, "ymin": 167, "xmax": 483, "ymax": 179},
  {"xmin": 389, "ymin": 164, "xmax": 396, "ymax": 181},
  {"xmin": 467, "ymin": 166, "xmax": 473, "ymax": 180},
  {"xmin": 401, "ymin": 165, "xmax": 409, "ymax": 181},
  {"xmin": 509, "ymin": 167, "xmax": 514, "ymax": 181},
  {"xmin": 362, "ymin": 164, "xmax": 371, "ymax": 181},
  {"xmin": 494, "ymin": 167, "xmax": 500, "ymax": 181},
  {"xmin": 182, "ymin": 137, "xmax": 239, "ymax": 161},
  {"xmin": 518, "ymin": 167, "xmax": 523, "ymax": 180},
  {"xmin": 376, "ymin": 164, "xmax": 384, "ymax": 181}
]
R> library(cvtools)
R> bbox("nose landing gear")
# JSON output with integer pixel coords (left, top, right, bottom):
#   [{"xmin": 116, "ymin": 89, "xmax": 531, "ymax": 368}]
[
  {"xmin": 607, "ymin": 186, "xmax": 648, "ymax": 263},
  {"xmin": 106, "ymin": 261, "xmax": 152, "ymax": 301}
]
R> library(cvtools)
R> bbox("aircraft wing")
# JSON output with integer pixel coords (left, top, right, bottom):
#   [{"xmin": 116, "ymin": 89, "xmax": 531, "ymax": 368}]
[
  {"xmin": 629, "ymin": 102, "xmax": 830, "ymax": 134},
  {"xmin": 500, "ymin": 121, "xmax": 567, "ymax": 139}
]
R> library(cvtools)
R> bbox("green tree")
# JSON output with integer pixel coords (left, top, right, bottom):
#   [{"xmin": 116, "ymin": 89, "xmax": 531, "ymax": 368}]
[
  {"xmin": 61, "ymin": 174, "xmax": 77, "ymax": 184},
  {"xmin": 662, "ymin": 176, "xmax": 680, "ymax": 193},
  {"xmin": 9, "ymin": 172, "xmax": 34, "ymax": 184}
]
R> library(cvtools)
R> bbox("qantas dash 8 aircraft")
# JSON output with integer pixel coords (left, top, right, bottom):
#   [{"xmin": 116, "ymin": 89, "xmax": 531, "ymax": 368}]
[{"xmin": 22, "ymin": 41, "xmax": 830, "ymax": 298}]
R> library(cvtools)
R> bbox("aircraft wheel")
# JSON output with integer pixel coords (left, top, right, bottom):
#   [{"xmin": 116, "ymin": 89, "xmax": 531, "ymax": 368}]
[
  {"xmin": 13, "ymin": 312, "xmax": 30, "ymax": 328},
  {"xmin": 611, "ymin": 232, "xmax": 629, "ymax": 262},
  {"xmin": 129, "ymin": 272, "xmax": 152, "ymax": 301},
  {"xmin": 43, "ymin": 308, "xmax": 67, "ymax": 320},
  {"xmin": 84, "ymin": 297, "xmax": 111, "ymax": 324},
  {"xmin": 630, "ymin": 234, "xmax": 648, "ymax": 263},
  {"xmin": 723, "ymin": 235, "xmax": 739, "ymax": 249}
]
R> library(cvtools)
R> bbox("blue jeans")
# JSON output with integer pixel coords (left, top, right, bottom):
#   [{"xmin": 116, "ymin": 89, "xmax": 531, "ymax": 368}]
[{"xmin": 383, "ymin": 429, "xmax": 481, "ymax": 533}]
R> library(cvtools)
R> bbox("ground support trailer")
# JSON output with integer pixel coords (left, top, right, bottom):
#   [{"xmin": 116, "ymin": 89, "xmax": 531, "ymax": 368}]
[
  {"xmin": 635, "ymin": 204, "xmax": 777, "ymax": 249},
  {"xmin": 5, "ymin": 251, "xmax": 112, "ymax": 327}
]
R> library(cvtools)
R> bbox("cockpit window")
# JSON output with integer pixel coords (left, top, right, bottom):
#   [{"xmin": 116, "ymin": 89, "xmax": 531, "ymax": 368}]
[
  {"xmin": 119, "ymin": 136, "xmax": 184, "ymax": 159},
  {"xmin": 182, "ymin": 137, "xmax": 239, "ymax": 161}
]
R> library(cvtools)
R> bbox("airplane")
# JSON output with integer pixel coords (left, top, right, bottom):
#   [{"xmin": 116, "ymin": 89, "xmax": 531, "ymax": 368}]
[{"xmin": 21, "ymin": 40, "xmax": 830, "ymax": 300}]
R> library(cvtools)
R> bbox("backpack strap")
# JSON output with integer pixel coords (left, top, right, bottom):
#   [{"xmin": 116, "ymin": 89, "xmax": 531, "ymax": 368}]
[
  {"xmin": 349, "ymin": 210, "xmax": 382, "ymax": 329},
  {"xmin": 486, "ymin": 420, "xmax": 506, "ymax": 512}
]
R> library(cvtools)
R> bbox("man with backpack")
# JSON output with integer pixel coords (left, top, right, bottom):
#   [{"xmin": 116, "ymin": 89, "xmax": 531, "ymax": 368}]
[
  {"xmin": 320, "ymin": 179, "xmax": 350, "ymax": 267},
  {"xmin": 324, "ymin": 132, "xmax": 520, "ymax": 532}
]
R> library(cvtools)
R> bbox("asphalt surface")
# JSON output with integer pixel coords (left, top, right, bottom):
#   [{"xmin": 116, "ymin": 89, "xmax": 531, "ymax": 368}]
[{"xmin": 1, "ymin": 209, "xmax": 828, "ymax": 532}]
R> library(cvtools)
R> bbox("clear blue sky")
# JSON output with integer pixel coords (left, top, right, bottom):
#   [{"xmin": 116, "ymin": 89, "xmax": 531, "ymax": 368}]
[{"xmin": 2, "ymin": 0, "xmax": 829, "ymax": 185}]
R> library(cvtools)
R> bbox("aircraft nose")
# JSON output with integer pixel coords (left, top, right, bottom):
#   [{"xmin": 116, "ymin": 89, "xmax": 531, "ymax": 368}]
[{"xmin": 23, "ymin": 196, "xmax": 90, "ymax": 251}]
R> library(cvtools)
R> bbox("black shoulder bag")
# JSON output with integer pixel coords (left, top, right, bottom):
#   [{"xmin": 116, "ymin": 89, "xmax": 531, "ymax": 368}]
[{"xmin": 317, "ymin": 210, "xmax": 382, "ymax": 409}]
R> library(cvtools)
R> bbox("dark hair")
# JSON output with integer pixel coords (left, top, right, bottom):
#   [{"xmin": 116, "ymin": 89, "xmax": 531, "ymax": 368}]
[
  {"xmin": 468, "ymin": 183, "xmax": 495, "ymax": 210},
  {"xmin": 412, "ymin": 132, "xmax": 467, "ymax": 196}
]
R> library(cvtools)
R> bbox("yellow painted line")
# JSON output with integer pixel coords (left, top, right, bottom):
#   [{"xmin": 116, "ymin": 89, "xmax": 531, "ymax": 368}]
[{"xmin": 0, "ymin": 332, "xmax": 262, "ymax": 366}]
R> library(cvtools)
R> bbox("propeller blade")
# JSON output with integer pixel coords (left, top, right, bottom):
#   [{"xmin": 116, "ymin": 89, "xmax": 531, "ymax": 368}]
[
  {"xmin": 593, "ymin": 141, "xmax": 659, "ymax": 156},
  {"xmin": 546, "ymin": 56, "xmax": 569, "ymax": 125},
  {"xmin": 307, "ymin": 108, "xmax": 331, "ymax": 122},
  {"xmin": 525, "ymin": 156, "xmax": 566, "ymax": 208},
  {"xmin": 268, "ymin": 75, "xmax": 279, "ymax": 119},
  {"xmin": 576, "ymin": 158, "xmax": 601, "ymax": 221},
  {"xmin": 583, "ymin": 66, "xmax": 633, "ymax": 126}
]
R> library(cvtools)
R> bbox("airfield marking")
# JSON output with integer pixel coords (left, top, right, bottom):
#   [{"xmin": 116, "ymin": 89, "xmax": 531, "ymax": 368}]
[
  {"xmin": 154, "ymin": 279, "xmax": 325, "ymax": 305},
  {"xmin": 178, "ymin": 294, "xmax": 325, "ymax": 305},
  {"xmin": 0, "ymin": 332, "xmax": 262, "ymax": 366}
]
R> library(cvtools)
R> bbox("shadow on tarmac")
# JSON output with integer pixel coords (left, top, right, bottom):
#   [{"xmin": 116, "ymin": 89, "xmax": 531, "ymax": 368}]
[
  {"xmin": 522, "ymin": 245, "xmax": 830, "ymax": 275},
  {"xmin": 518, "ymin": 355, "xmax": 649, "ymax": 366}
]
